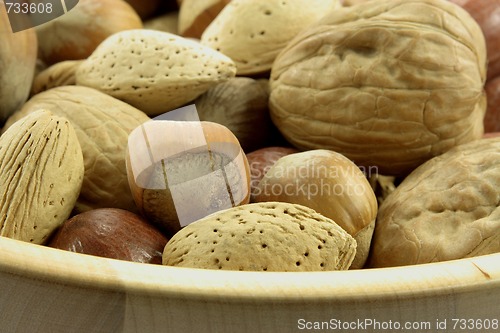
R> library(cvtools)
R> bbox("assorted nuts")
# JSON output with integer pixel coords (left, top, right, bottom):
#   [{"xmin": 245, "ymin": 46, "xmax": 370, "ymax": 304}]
[{"xmin": 0, "ymin": 0, "xmax": 499, "ymax": 271}]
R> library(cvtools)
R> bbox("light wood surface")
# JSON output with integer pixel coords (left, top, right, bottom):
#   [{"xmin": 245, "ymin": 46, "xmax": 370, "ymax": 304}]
[{"xmin": 0, "ymin": 235, "xmax": 498, "ymax": 332}]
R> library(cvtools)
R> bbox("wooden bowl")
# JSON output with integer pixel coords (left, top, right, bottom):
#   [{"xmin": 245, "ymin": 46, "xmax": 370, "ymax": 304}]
[{"xmin": 0, "ymin": 235, "xmax": 498, "ymax": 332}]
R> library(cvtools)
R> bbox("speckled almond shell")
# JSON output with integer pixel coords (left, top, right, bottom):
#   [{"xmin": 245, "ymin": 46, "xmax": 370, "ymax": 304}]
[
  {"xmin": 3, "ymin": 86, "xmax": 150, "ymax": 214},
  {"xmin": 200, "ymin": 0, "xmax": 340, "ymax": 75},
  {"xmin": 369, "ymin": 137, "xmax": 500, "ymax": 268},
  {"xmin": 76, "ymin": 29, "xmax": 237, "ymax": 116},
  {"xmin": 269, "ymin": 0, "xmax": 487, "ymax": 175},
  {"xmin": 254, "ymin": 149, "xmax": 377, "ymax": 269},
  {"xmin": 0, "ymin": 110, "xmax": 84, "ymax": 244},
  {"xmin": 163, "ymin": 202, "xmax": 356, "ymax": 272}
]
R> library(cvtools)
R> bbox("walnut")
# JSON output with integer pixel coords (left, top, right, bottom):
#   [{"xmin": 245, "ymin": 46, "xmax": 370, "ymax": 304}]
[{"xmin": 270, "ymin": 0, "xmax": 487, "ymax": 175}]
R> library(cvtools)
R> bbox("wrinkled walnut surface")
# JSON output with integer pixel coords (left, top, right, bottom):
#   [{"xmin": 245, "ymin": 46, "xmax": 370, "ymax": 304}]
[{"xmin": 369, "ymin": 137, "xmax": 500, "ymax": 267}]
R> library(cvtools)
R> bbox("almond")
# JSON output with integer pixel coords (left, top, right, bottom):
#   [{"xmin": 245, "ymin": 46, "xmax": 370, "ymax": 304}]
[
  {"xmin": 3, "ymin": 86, "xmax": 150, "ymax": 214},
  {"xmin": 200, "ymin": 0, "xmax": 340, "ymax": 75},
  {"xmin": 163, "ymin": 202, "xmax": 356, "ymax": 271},
  {"xmin": 0, "ymin": 110, "xmax": 84, "ymax": 244},
  {"xmin": 254, "ymin": 149, "xmax": 377, "ymax": 268},
  {"xmin": 76, "ymin": 29, "xmax": 237, "ymax": 116}
]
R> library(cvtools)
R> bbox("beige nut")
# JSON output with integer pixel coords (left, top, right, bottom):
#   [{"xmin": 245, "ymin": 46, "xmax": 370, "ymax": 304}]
[
  {"xmin": 195, "ymin": 77, "xmax": 275, "ymax": 152},
  {"xmin": 3, "ymin": 86, "xmax": 150, "ymax": 214},
  {"xmin": 36, "ymin": 0, "xmax": 142, "ymax": 65},
  {"xmin": 0, "ymin": 1, "xmax": 37, "ymax": 126},
  {"xmin": 270, "ymin": 0, "xmax": 487, "ymax": 175},
  {"xmin": 0, "ymin": 110, "xmax": 84, "ymax": 244},
  {"xmin": 31, "ymin": 60, "xmax": 83, "ymax": 95},
  {"xmin": 76, "ymin": 29, "xmax": 237, "ymax": 116},
  {"xmin": 144, "ymin": 11, "xmax": 180, "ymax": 34},
  {"xmin": 163, "ymin": 202, "xmax": 356, "ymax": 271},
  {"xmin": 369, "ymin": 137, "xmax": 500, "ymax": 268},
  {"xmin": 254, "ymin": 149, "xmax": 377, "ymax": 268},
  {"xmin": 201, "ymin": 0, "xmax": 340, "ymax": 75}
]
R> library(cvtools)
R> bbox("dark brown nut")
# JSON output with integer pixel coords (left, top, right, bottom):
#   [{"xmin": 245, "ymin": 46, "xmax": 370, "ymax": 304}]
[
  {"xmin": 0, "ymin": 110, "xmax": 84, "ymax": 244},
  {"xmin": 246, "ymin": 146, "xmax": 300, "ymax": 202},
  {"xmin": 449, "ymin": 0, "xmax": 500, "ymax": 80},
  {"xmin": 163, "ymin": 202, "xmax": 356, "ymax": 271},
  {"xmin": 369, "ymin": 137, "xmax": 500, "ymax": 267},
  {"xmin": 484, "ymin": 77, "xmax": 500, "ymax": 133},
  {"xmin": 254, "ymin": 149, "xmax": 377, "ymax": 268},
  {"xmin": 49, "ymin": 208, "xmax": 168, "ymax": 264},
  {"xmin": 270, "ymin": 0, "xmax": 487, "ymax": 175}
]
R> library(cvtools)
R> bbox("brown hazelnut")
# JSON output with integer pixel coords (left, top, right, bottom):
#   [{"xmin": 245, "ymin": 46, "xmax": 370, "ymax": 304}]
[
  {"xmin": 49, "ymin": 208, "xmax": 168, "ymax": 264},
  {"xmin": 126, "ymin": 120, "xmax": 251, "ymax": 237}
]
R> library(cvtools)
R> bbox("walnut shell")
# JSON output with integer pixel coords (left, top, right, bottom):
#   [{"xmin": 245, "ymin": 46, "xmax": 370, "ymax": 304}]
[
  {"xmin": 369, "ymin": 137, "xmax": 500, "ymax": 267},
  {"xmin": 31, "ymin": 60, "xmax": 83, "ymax": 95},
  {"xmin": 163, "ymin": 202, "xmax": 356, "ymax": 271},
  {"xmin": 270, "ymin": 0, "xmax": 487, "ymax": 175},
  {"xmin": 3, "ymin": 86, "xmax": 150, "ymax": 214},
  {"xmin": 0, "ymin": 110, "xmax": 84, "ymax": 244}
]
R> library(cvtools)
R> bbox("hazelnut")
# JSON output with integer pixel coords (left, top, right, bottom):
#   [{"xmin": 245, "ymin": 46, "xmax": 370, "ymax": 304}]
[
  {"xmin": 49, "ymin": 208, "xmax": 168, "ymax": 264},
  {"xmin": 127, "ymin": 119, "xmax": 250, "ymax": 237}
]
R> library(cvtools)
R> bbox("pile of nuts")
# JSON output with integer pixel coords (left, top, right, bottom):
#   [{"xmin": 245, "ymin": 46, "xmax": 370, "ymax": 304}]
[{"xmin": 0, "ymin": 0, "xmax": 499, "ymax": 271}]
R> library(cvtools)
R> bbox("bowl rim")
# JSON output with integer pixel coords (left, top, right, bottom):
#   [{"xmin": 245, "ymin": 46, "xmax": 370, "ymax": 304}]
[{"xmin": 1, "ymin": 236, "xmax": 498, "ymax": 302}]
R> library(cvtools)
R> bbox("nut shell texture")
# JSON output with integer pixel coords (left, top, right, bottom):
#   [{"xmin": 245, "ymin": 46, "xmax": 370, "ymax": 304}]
[
  {"xmin": 369, "ymin": 137, "xmax": 500, "ymax": 267},
  {"xmin": 163, "ymin": 202, "xmax": 356, "ymax": 272},
  {"xmin": 3, "ymin": 86, "xmax": 150, "ymax": 213},
  {"xmin": 201, "ymin": 0, "xmax": 340, "ymax": 75},
  {"xmin": 270, "ymin": 0, "xmax": 487, "ymax": 175},
  {"xmin": 76, "ymin": 29, "xmax": 237, "ymax": 116},
  {"xmin": 0, "ymin": 110, "xmax": 84, "ymax": 244}
]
